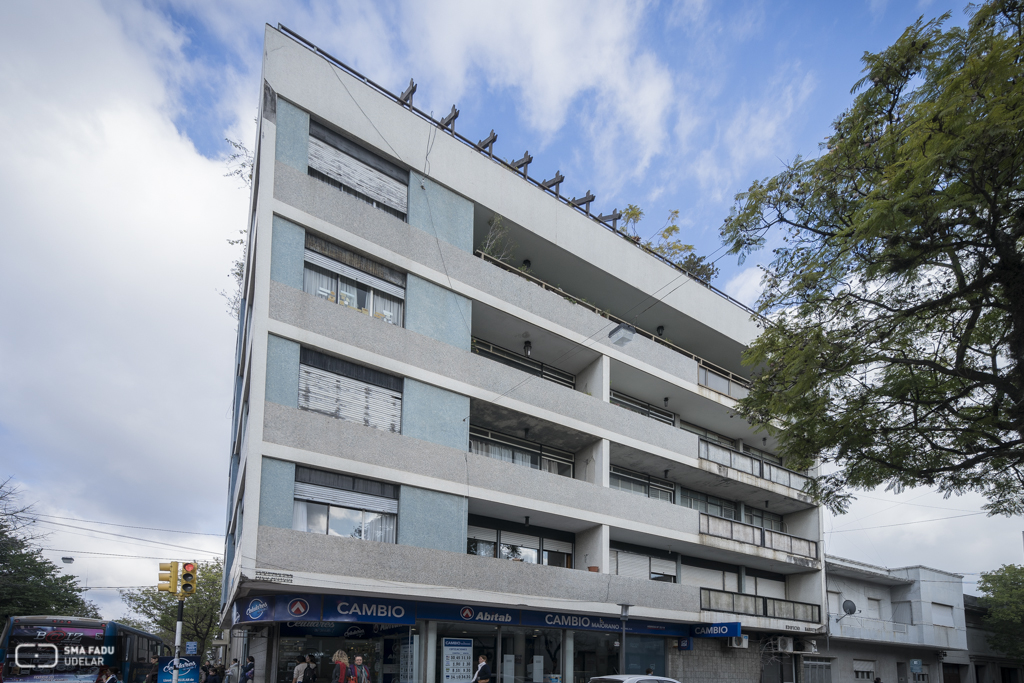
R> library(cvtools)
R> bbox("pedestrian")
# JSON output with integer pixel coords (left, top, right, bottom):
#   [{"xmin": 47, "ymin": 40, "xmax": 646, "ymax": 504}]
[
  {"xmin": 303, "ymin": 656, "xmax": 318, "ymax": 683},
  {"xmin": 644, "ymin": 670, "xmax": 653, "ymax": 676},
  {"xmin": 331, "ymin": 651, "xmax": 351, "ymax": 683},
  {"xmin": 207, "ymin": 661, "xmax": 222, "ymax": 683},
  {"xmin": 146, "ymin": 656, "xmax": 160, "ymax": 683},
  {"xmin": 874, "ymin": 678, "xmax": 882, "ymax": 683},
  {"xmin": 469, "ymin": 655, "xmax": 491, "ymax": 683},
  {"xmin": 292, "ymin": 655, "xmax": 309, "ymax": 683},
  {"xmin": 226, "ymin": 659, "xmax": 240, "ymax": 683},
  {"xmin": 351, "ymin": 657, "xmax": 369, "ymax": 683},
  {"xmin": 242, "ymin": 656, "xmax": 255, "ymax": 683}
]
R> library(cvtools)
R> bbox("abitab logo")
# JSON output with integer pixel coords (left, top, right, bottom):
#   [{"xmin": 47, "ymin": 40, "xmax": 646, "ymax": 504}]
[
  {"xmin": 288, "ymin": 599, "xmax": 310, "ymax": 617},
  {"xmin": 246, "ymin": 598, "xmax": 270, "ymax": 620},
  {"xmin": 459, "ymin": 607, "xmax": 474, "ymax": 620}
]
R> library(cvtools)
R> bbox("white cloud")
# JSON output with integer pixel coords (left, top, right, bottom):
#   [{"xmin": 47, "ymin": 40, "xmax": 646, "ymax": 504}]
[
  {"xmin": 724, "ymin": 266, "xmax": 764, "ymax": 307},
  {"xmin": 0, "ymin": 0, "xmax": 241, "ymax": 616}
]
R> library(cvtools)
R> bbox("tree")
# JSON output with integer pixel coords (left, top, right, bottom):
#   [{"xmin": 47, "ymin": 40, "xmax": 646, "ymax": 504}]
[
  {"xmin": 720, "ymin": 0, "xmax": 1024, "ymax": 515},
  {"xmin": 618, "ymin": 204, "xmax": 720, "ymax": 284},
  {"xmin": 977, "ymin": 564, "xmax": 1024, "ymax": 662},
  {"xmin": 222, "ymin": 138, "xmax": 254, "ymax": 320},
  {"xmin": 0, "ymin": 479, "xmax": 100, "ymax": 620},
  {"xmin": 119, "ymin": 559, "xmax": 223, "ymax": 658}
]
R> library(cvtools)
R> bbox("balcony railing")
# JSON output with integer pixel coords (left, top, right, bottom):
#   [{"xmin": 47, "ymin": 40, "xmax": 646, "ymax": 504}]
[
  {"xmin": 699, "ymin": 514, "xmax": 818, "ymax": 560},
  {"xmin": 471, "ymin": 338, "xmax": 576, "ymax": 389},
  {"xmin": 610, "ymin": 390, "xmax": 675, "ymax": 426},
  {"xmin": 701, "ymin": 588, "xmax": 821, "ymax": 623},
  {"xmin": 699, "ymin": 440, "xmax": 810, "ymax": 493},
  {"xmin": 475, "ymin": 251, "xmax": 752, "ymax": 396}
]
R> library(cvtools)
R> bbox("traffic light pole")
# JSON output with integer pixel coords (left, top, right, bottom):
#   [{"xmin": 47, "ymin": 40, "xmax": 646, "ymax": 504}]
[{"xmin": 172, "ymin": 599, "xmax": 184, "ymax": 683}]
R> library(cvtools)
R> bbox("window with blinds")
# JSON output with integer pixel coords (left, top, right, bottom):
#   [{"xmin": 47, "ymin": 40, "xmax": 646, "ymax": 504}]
[
  {"xmin": 307, "ymin": 120, "xmax": 409, "ymax": 219},
  {"xmin": 298, "ymin": 348, "xmax": 402, "ymax": 432},
  {"xmin": 303, "ymin": 235, "xmax": 405, "ymax": 327},
  {"xmin": 854, "ymin": 661, "xmax": 876, "ymax": 680},
  {"xmin": 466, "ymin": 524, "xmax": 573, "ymax": 569},
  {"xmin": 609, "ymin": 466, "xmax": 674, "ymax": 503},
  {"xmin": 469, "ymin": 426, "xmax": 574, "ymax": 477},
  {"xmin": 291, "ymin": 467, "xmax": 399, "ymax": 543},
  {"xmin": 679, "ymin": 487, "xmax": 737, "ymax": 520},
  {"xmin": 612, "ymin": 551, "xmax": 677, "ymax": 583}
]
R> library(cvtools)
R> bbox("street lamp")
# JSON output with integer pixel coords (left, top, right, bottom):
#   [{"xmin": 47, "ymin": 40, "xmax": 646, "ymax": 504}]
[
  {"xmin": 618, "ymin": 603, "xmax": 632, "ymax": 675},
  {"xmin": 61, "ymin": 557, "xmax": 74, "ymax": 564}
]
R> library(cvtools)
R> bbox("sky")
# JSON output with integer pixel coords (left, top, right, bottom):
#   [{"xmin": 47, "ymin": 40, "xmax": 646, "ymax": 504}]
[{"xmin": 0, "ymin": 0, "xmax": 1019, "ymax": 620}]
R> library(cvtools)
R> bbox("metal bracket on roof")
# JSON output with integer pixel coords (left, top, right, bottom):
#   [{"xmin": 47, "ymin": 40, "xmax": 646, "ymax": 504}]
[
  {"xmin": 477, "ymin": 130, "xmax": 497, "ymax": 158},
  {"xmin": 540, "ymin": 171, "xmax": 565, "ymax": 199},
  {"xmin": 598, "ymin": 209, "xmax": 623, "ymax": 230},
  {"xmin": 511, "ymin": 151, "xmax": 533, "ymax": 178},
  {"xmin": 439, "ymin": 105, "xmax": 459, "ymax": 134},
  {"xmin": 570, "ymin": 191, "xmax": 596, "ymax": 216},
  {"xmin": 398, "ymin": 79, "xmax": 417, "ymax": 108}
]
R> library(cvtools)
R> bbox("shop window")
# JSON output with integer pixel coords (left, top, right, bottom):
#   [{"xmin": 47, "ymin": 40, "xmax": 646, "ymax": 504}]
[
  {"xmin": 678, "ymin": 487, "xmax": 737, "ymax": 520},
  {"xmin": 610, "ymin": 466, "xmax": 674, "ymax": 503},
  {"xmin": 470, "ymin": 426, "xmax": 574, "ymax": 477}
]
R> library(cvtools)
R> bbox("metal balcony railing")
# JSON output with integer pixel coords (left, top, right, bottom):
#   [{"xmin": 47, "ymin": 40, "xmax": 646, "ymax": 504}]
[
  {"xmin": 610, "ymin": 390, "xmax": 675, "ymax": 426},
  {"xmin": 471, "ymin": 338, "xmax": 576, "ymax": 389},
  {"xmin": 699, "ymin": 440, "xmax": 810, "ymax": 493},
  {"xmin": 699, "ymin": 514, "xmax": 818, "ymax": 560},
  {"xmin": 701, "ymin": 588, "xmax": 821, "ymax": 623}
]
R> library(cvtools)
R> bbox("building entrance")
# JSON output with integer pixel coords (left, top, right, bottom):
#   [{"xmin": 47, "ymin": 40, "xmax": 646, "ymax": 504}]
[{"xmin": 275, "ymin": 623, "xmax": 414, "ymax": 683}]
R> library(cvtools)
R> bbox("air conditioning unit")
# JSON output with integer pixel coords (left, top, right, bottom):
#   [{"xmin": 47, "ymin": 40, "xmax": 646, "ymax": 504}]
[
  {"xmin": 776, "ymin": 636, "xmax": 795, "ymax": 653},
  {"xmin": 795, "ymin": 640, "xmax": 819, "ymax": 654},
  {"xmin": 727, "ymin": 636, "xmax": 749, "ymax": 649}
]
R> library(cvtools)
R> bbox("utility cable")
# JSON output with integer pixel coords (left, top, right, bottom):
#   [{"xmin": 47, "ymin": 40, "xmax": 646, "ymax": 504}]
[{"xmin": 25, "ymin": 513, "xmax": 222, "ymax": 536}]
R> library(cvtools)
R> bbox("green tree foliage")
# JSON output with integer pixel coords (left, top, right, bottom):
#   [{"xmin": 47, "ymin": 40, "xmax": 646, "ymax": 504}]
[
  {"xmin": 619, "ymin": 204, "xmax": 720, "ymax": 284},
  {"xmin": 0, "ymin": 479, "xmax": 100, "ymax": 620},
  {"xmin": 720, "ymin": 0, "xmax": 1024, "ymax": 514},
  {"xmin": 977, "ymin": 564, "xmax": 1024, "ymax": 662},
  {"xmin": 119, "ymin": 559, "xmax": 223, "ymax": 657},
  {"xmin": 222, "ymin": 137, "xmax": 254, "ymax": 320}
]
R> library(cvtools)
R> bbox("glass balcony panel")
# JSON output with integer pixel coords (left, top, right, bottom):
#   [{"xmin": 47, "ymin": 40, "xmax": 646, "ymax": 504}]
[{"xmin": 704, "ymin": 369, "xmax": 731, "ymax": 394}]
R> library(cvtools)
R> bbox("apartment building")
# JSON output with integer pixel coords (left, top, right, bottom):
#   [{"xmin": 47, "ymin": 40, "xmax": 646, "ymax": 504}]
[
  {"xmin": 221, "ymin": 24, "xmax": 828, "ymax": 683},
  {"xmin": 816, "ymin": 557, "xmax": 969, "ymax": 683}
]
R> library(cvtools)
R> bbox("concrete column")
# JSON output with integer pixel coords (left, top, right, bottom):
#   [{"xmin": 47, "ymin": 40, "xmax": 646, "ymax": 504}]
[
  {"xmin": 425, "ymin": 621, "xmax": 437, "ymax": 683},
  {"xmin": 576, "ymin": 355, "xmax": 609, "ymax": 402},
  {"xmin": 576, "ymin": 524, "xmax": 610, "ymax": 574},
  {"xmin": 562, "ymin": 631, "xmax": 573, "ymax": 683},
  {"xmin": 574, "ymin": 439, "xmax": 609, "ymax": 488}
]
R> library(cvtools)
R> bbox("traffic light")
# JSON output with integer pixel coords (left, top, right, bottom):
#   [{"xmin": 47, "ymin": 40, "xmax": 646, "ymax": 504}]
[
  {"xmin": 158, "ymin": 562, "xmax": 179, "ymax": 593},
  {"xmin": 180, "ymin": 562, "xmax": 198, "ymax": 597}
]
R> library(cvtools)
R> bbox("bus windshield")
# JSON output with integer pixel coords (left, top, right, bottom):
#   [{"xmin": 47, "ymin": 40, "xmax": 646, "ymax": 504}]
[{"xmin": 4, "ymin": 624, "xmax": 112, "ymax": 683}]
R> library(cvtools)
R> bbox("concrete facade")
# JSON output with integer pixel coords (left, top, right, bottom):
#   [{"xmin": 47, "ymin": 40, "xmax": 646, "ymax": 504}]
[{"xmin": 221, "ymin": 24, "xmax": 830, "ymax": 683}]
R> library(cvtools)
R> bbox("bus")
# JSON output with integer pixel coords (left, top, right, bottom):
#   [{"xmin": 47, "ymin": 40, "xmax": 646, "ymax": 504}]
[{"xmin": 0, "ymin": 616, "xmax": 169, "ymax": 683}]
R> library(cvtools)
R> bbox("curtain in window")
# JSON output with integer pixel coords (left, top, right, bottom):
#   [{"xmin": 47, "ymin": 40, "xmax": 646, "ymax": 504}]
[
  {"xmin": 363, "ymin": 511, "xmax": 397, "ymax": 543},
  {"xmin": 304, "ymin": 265, "xmax": 338, "ymax": 302},
  {"xmin": 337, "ymin": 276, "xmax": 361, "ymax": 310},
  {"xmin": 373, "ymin": 290, "xmax": 404, "ymax": 326},
  {"xmin": 471, "ymin": 438, "xmax": 514, "ymax": 463},
  {"xmin": 292, "ymin": 500, "xmax": 308, "ymax": 531}
]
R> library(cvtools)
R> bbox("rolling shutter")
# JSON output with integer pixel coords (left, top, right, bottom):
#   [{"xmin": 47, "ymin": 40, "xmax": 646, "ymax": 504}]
[
  {"xmin": 293, "ymin": 482, "xmax": 398, "ymax": 514},
  {"xmin": 853, "ymin": 661, "xmax": 876, "ymax": 673},
  {"xmin": 543, "ymin": 539, "xmax": 573, "ymax": 554},
  {"xmin": 298, "ymin": 364, "xmax": 402, "ymax": 432},
  {"xmin": 304, "ymin": 249, "xmax": 405, "ymax": 299},
  {"xmin": 617, "ymin": 552, "xmax": 650, "ymax": 579},
  {"xmin": 468, "ymin": 526, "xmax": 498, "ymax": 543},
  {"xmin": 651, "ymin": 557, "xmax": 676, "ymax": 576},
  {"xmin": 500, "ymin": 531, "xmax": 539, "ymax": 549},
  {"xmin": 308, "ymin": 136, "xmax": 408, "ymax": 214}
]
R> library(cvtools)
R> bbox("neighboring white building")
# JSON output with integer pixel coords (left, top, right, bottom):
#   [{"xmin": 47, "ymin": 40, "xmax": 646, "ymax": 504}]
[
  {"xmin": 816, "ymin": 556, "xmax": 969, "ymax": 683},
  {"xmin": 963, "ymin": 594, "xmax": 1023, "ymax": 683},
  {"xmin": 221, "ymin": 23, "xmax": 829, "ymax": 683}
]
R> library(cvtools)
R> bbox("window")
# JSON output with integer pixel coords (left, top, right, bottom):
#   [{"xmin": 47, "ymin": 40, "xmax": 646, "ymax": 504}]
[
  {"xmin": 298, "ymin": 348, "xmax": 402, "ymax": 432},
  {"xmin": 469, "ymin": 427, "xmax": 574, "ymax": 478},
  {"xmin": 679, "ymin": 420, "xmax": 735, "ymax": 448},
  {"xmin": 679, "ymin": 487, "xmax": 737, "ymax": 520},
  {"xmin": 827, "ymin": 591, "xmax": 841, "ymax": 615},
  {"xmin": 291, "ymin": 467, "xmax": 399, "ymax": 543},
  {"xmin": 307, "ymin": 120, "xmax": 409, "ymax": 219},
  {"xmin": 854, "ymin": 661, "xmax": 876, "ymax": 680},
  {"xmin": 612, "ymin": 551, "xmax": 677, "ymax": 583},
  {"xmin": 914, "ymin": 674, "xmax": 930, "ymax": 682},
  {"xmin": 743, "ymin": 443, "xmax": 782, "ymax": 465},
  {"xmin": 467, "ymin": 523, "xmax": 573, "ymax": 568},
  {"xmin": 302, "ymin": 237, "xmax": 405, "ymax": 327},
  {"xmin": 867, "ymin": 598, "xmax": 882, "ymax": 619},
  {"xmin": 610, "ymin": 466, "xmax": 674, "ymax": 503},
  {"xmin": 803, "ymin": 658, "xmax": 833, "ymax": 683},
  {"xmin": 745, "ymin": 507, "xmax": 784, "ymax": 532}
]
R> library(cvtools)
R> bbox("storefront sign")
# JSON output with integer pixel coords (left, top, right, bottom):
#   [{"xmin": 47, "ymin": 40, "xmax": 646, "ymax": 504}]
[
  {"xmin": 323, "ymin": 595, "xmax": 416, "ymax": 625},
  {"xmin": 399, "ymin": 635, "xmax": 419, "ymax": 683},
  {"xmin": 235, "ymin": 596, "xmax": 275, "ymax": 623},
  {"xmin": 441, "ymin": 638, "xmax": 473, "ymax": 682},
  {"xmin": 158, "ymin": 657, "xmax": 200, "ymax": 683},
  {"xmin": 279, "ymin": 622, "xmax": 353, "ymax": 637},
  {"xmin": 691, "ymin": 623, "xmax": 740, "ymax": 638},
  {"xmin": 910, "ymin": 660, "xmax": 923, "ymax": 674},
  {"xmin": 416, "ymin": 603, "xmax": 518, "ymax": 623},
  {"xmin": 676, "ymin": 637, "xmax": 693, "ymax": 651},
  {"xmin": 519, "ymin": 610, "xmax": 689, "ymax": 637},
  {"xmin": 274, "ymin": 595, "xmax": 322, "ymax": 622}
]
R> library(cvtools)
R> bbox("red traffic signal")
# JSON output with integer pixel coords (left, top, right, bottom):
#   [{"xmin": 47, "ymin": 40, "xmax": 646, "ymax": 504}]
[{"xmin": 180, "ymin": 562, "xmax": 198, "ymax": 596}]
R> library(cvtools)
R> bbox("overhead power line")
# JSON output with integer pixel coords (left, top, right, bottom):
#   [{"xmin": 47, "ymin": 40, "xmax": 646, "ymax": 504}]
[
  {"xmin": 28, "ymin": 513, "xmax": 222, "ymax": 536},
  {"xmin": 827, "ymin": 511, "xmax": 987, "ymax": 533},
  {"xmin": 16, "ymin": 515, "xmax": 222, "ymax": 554}
]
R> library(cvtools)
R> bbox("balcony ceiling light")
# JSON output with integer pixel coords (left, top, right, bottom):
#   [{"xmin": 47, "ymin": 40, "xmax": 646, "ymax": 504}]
[{"xmin": 608, "ymin": 323, "xmax": 635, "ymax": 346}]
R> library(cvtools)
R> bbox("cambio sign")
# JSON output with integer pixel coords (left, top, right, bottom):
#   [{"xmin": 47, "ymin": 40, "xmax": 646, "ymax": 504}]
[{"xmin": 323, "ymin": 596, "xmax": 415, "ymax": 625}]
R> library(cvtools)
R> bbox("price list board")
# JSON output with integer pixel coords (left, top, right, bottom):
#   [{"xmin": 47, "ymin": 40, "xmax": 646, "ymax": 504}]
[{"xmin": 442, "ymin": 638, "xmax": 474, "ymax": 682}]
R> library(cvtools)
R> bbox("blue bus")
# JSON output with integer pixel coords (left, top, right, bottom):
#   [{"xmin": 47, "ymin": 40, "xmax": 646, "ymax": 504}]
[{"xmin": 0, "ymin": 616, "xmax": 168, "ymax": 683}]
